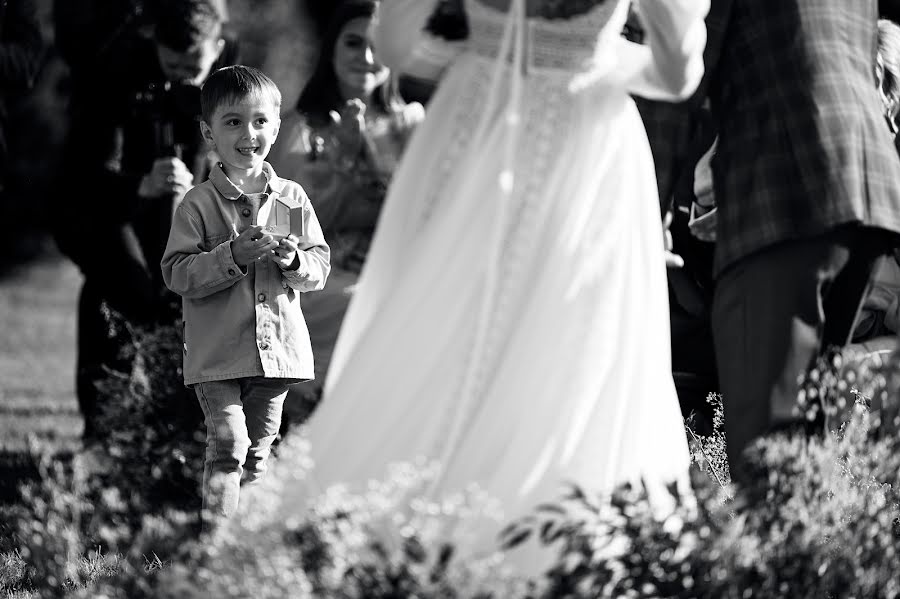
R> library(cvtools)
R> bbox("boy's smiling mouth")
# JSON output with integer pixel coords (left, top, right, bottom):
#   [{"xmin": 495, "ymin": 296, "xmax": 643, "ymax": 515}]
[{"xmin": 237, "ymin": 146, "xmax": 260, "ymax": 156}]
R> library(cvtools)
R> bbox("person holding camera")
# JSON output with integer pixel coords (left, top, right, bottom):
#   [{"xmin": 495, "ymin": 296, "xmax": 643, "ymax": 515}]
[{"xmin": 52, "ymin": 0, "xmax": 238, "ymax": 440}]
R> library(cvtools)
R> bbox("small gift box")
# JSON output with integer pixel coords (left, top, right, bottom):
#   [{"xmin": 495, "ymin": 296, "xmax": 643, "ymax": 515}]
[{"xmin": 257, "ymin": 194, "xmax": 307, "ymax": 240}]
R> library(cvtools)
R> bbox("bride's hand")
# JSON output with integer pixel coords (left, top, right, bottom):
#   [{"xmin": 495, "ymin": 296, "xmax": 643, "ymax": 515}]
[{"xmin": 663, "ymin": 210, "xmax": 684, "ymax": 269}]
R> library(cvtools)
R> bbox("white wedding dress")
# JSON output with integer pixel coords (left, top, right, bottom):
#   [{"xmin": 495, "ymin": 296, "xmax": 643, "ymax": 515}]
[{"xmin": 275, "ymin": 0, "xmax": 708, "ymax": 568}]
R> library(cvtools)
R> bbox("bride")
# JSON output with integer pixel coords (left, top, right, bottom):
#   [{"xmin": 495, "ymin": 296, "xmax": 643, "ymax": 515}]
[{"xmin": 276, "ymin": 0, "xmax": 708, "ymax": 566}]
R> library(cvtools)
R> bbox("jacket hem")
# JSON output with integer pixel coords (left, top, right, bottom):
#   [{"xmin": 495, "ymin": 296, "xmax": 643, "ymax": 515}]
[{"xmin": 184, "ymin": 369, "xmax": 315, "ymax": 387}]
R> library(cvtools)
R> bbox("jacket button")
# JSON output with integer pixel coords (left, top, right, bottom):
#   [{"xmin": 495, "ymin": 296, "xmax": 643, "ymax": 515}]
[
  {"xmin": 228, "ymin": 268, "xmax": 236, "ymax": 276},
  {"xmin": 282, "ymin": 281, "xmax": 288, "ymax": 289},
  {"xmin": 258, "ymin": 293, "xmax": 266, "ymax": 302},
  {"xmin": 241, "ymin": 208, "xmax": 251, "ymax": 217}
]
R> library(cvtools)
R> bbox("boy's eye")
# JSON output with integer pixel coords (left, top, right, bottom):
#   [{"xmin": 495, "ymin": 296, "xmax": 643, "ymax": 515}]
[
  {"xmin": 255, "ymin": 118, "xmax": 268, "ymax": 125},
  {"xmin": 225, "ymin": 119, "xmax": 240, "ymax": 126}
]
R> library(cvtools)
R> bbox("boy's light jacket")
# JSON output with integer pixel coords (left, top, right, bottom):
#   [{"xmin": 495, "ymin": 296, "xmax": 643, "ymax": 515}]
[{"xmin": 162, "ymin": 162, "xmax": 331, "ymax": 385}]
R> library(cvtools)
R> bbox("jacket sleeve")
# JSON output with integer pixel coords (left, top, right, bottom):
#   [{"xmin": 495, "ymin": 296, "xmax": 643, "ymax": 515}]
[
  {"xmin": 280, "ymin": 195, "xmax": 331, "ymax": 293},
  {"xmin": 53, "ymin": 83, "xmax": 146, "ymax": 267},
  {"xmin": 161, "ymin": 198, "xmax": 246, "ymax": 300}
]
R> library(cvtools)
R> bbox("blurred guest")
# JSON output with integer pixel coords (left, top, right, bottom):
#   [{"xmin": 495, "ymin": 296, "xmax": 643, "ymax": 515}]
[
  {"xmin": 52, "ymin": 0, "xmax": 238, "ymax": 440},
  {"xmin": 702, "ymin": 0, "xmax": 900, "ymax": 477},
  {"xmin": 399, "ymin": 0, "xmax": 468, "ymax": 104},
  {"xmin": 630, "ymin": 3, "xmax": 719, "ymax": 429},
  {"xmin": 853, "ymin": 18, "xmax": 900, "ymax": 343},
  {"xmin": 268, "ymin": 0, "xmax": 423, "ymax": 404}
]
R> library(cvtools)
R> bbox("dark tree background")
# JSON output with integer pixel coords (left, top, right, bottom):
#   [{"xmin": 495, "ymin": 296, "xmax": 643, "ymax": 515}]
[{"xmin": 883, "ymin": 0, "xmax": 900, "ymax": 23}]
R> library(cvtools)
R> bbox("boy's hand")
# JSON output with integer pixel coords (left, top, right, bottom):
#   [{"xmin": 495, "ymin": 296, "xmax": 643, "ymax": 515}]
[
  {"xmin": 270, "ymin": 235, "xmax": 300, "ymax": 270},
  {"xmin": 231, "ymin": 225, "xmax": 278, "ymax": 267}
]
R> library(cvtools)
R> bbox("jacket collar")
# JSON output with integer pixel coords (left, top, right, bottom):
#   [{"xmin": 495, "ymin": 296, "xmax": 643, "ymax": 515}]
[{"xmin": 209, "ymin": 161, "xmax": 285, "ymax": 200}]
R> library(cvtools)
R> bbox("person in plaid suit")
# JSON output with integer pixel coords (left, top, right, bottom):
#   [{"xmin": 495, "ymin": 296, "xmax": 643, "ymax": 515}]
[{"xmin": 702, "ymin": 0, "xmax": 900, "ymax": 478}]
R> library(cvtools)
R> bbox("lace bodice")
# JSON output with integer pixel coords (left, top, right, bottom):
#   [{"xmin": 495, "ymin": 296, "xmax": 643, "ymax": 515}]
[{"xmin": 464, "ymin": 0, "xmax": 629, "ymax": 73}]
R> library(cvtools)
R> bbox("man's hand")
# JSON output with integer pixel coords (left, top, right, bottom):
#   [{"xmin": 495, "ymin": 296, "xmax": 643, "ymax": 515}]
[
  {"xmin": 688, "ymin": 204, "xmax": 717, "ymax": 242},
  {"xmin": 270, "ymin": 235, "xmax": 301, "ymax": 270},
  {"xmin": 663, "ymin": 210, "xmax": 684, "ymax": 268},
  {"xmin": 230, "ymin": 225, "xmax": 279, "ymax": 267},
  {"xmin": 138, "ymin": 157, "xmax": 193, "ymax": 199}
]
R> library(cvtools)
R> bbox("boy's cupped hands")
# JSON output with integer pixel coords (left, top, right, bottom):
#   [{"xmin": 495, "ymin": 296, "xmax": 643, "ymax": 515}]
[
  {"xmin": 230, "ymin": 225, "xmax": 301, "ymax": 270},
  {"xmin": 231, "ymin": 225, "xmax": 279, "ymax": 266},
  {"xmin": 270, "ymin": 235, "xmax": 301, "ymax": 270}
]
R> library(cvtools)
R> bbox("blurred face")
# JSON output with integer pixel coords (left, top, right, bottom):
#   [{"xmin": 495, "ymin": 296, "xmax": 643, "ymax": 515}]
[
  {"xmin": 157, "ymin": 37, "xmax": 225, "ymax": 86},
  {"xmin": 332, "ymin": 16, "xmax": 389, "ymax": 100},
  {"xmin": 200, "ymin": 97, "xmax": 281, "ymax": 178}
]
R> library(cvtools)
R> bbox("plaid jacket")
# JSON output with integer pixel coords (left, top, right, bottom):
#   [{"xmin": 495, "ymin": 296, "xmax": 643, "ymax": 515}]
[{"xmin": 703, "ymin": 0, "xmax": 900, "ymax": 275}]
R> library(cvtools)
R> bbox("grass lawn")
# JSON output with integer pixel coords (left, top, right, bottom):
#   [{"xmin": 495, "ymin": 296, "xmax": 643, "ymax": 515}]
[{"xmin": 0, "ymin": 247, "xmax": 83, "ymax": 454}]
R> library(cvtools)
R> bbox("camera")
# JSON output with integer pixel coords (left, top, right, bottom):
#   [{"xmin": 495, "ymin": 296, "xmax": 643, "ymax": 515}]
[{"xmin": 132, "ymin": 80, "xmax": 202, "ymax": 158}]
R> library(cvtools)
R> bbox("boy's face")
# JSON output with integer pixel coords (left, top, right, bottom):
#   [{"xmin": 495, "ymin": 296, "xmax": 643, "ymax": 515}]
[
  {"xmin": 157, "ymin": 37, "xmax": 225, "ymax": 86},
  {"xmin": 200, "ymin": 98, "xmax": 281, "ymax": 177}
]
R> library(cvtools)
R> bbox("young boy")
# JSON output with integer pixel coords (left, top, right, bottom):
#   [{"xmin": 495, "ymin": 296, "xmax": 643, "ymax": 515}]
[{"xmin": 161, "ymin": 65, "xmax": 330, "ymax": 526}]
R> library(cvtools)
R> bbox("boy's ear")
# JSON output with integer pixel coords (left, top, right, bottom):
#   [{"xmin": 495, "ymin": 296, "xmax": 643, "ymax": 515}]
[
  {"xmin": 199, "ymin": 120, "xmax": 215, "ymax": 146},
  {"xmin": 272, "ymin": 116, "xmax": 281, "ymax": 142}
]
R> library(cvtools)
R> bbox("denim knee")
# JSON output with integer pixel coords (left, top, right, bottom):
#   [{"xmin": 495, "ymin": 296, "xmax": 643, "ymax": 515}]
[{"xmin": 208, "ymin": 425, "xmax": 252, "ymax": 470}]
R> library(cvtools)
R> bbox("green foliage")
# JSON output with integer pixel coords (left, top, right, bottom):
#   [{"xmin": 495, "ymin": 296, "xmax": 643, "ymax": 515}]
[
  {"xmin": 5, "ymin": 320, "xmax": 900, "ymax": 598},
  {"xmin": 62, "ymin": 305, "xmax": 205, "ymax": 553},
  {"xmin": 156, "ymin": 439, "xmax": 529, "ymax": 598},
  {"xmin": 500, "ymin": 346, "xmax": 900, "ymax": 599},
  {"xmin": 1, "ymin": 308, "xmax": 203, "ymax": 596},
  {"xmin": 685, "ymin": 392, "xmax": 731, "ymax": 492}
]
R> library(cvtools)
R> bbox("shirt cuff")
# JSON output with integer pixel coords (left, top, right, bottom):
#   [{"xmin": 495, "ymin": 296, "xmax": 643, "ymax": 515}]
[
  {"xmin": 278, "ymin": 253, "xmax": 302, "ymax": 272},
  {"xmin": 218, "ymin": 240, "xmax": 246, "ymax": 278}
]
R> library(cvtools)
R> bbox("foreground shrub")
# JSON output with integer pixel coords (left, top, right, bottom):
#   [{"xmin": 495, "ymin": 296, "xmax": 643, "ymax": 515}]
[
  {"xmin": 152, "ymin": 434, "xmax": 530, "ymax": 598},
  {"xmin": 90, "ymin": 307, "xmax": 205, "ymax": 528},
  {"xmin": 6, "ymin": 331, "xmax": 900, "ymax": 597},
  {"xmin": 2, "ymin": 309, "xmax": 204, "ymax": 595}
]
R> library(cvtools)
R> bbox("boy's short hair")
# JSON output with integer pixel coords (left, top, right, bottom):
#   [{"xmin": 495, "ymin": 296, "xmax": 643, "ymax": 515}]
[
  {"xmin": 154, "ymin": 0, "xmax": 228, "ymax": 52},
  {"xmin": 201, "ymin": 65, "xmax": 282, "ymax": 123}
]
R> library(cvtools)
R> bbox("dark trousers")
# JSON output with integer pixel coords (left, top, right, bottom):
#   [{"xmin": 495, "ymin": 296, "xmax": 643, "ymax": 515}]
[
  {"xmin": 76, "ymin": 279, "xmax": 136, "ymax": 438},
  {"xmin": 74, "ymin": 222, "xmax": 181, "ymax": 438},
  {"xmin": 712, "ymin": 226, "xmax": 892, "ymax": 480}
]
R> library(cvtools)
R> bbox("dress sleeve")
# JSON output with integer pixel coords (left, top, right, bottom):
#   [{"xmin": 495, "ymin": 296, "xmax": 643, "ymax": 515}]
[
  {"xmin": 373, "ymin": 0, "xmax": 444, "ymax": 73},
  {"xmin": 619, "ymin": 0, "xmax": 709, "ymax": 101}
]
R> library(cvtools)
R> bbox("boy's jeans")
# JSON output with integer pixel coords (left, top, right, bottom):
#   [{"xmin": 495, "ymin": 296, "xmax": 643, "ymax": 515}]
[{"xmin": 194, "ymin": 377, "xmax": 291, "ymax": 523}]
